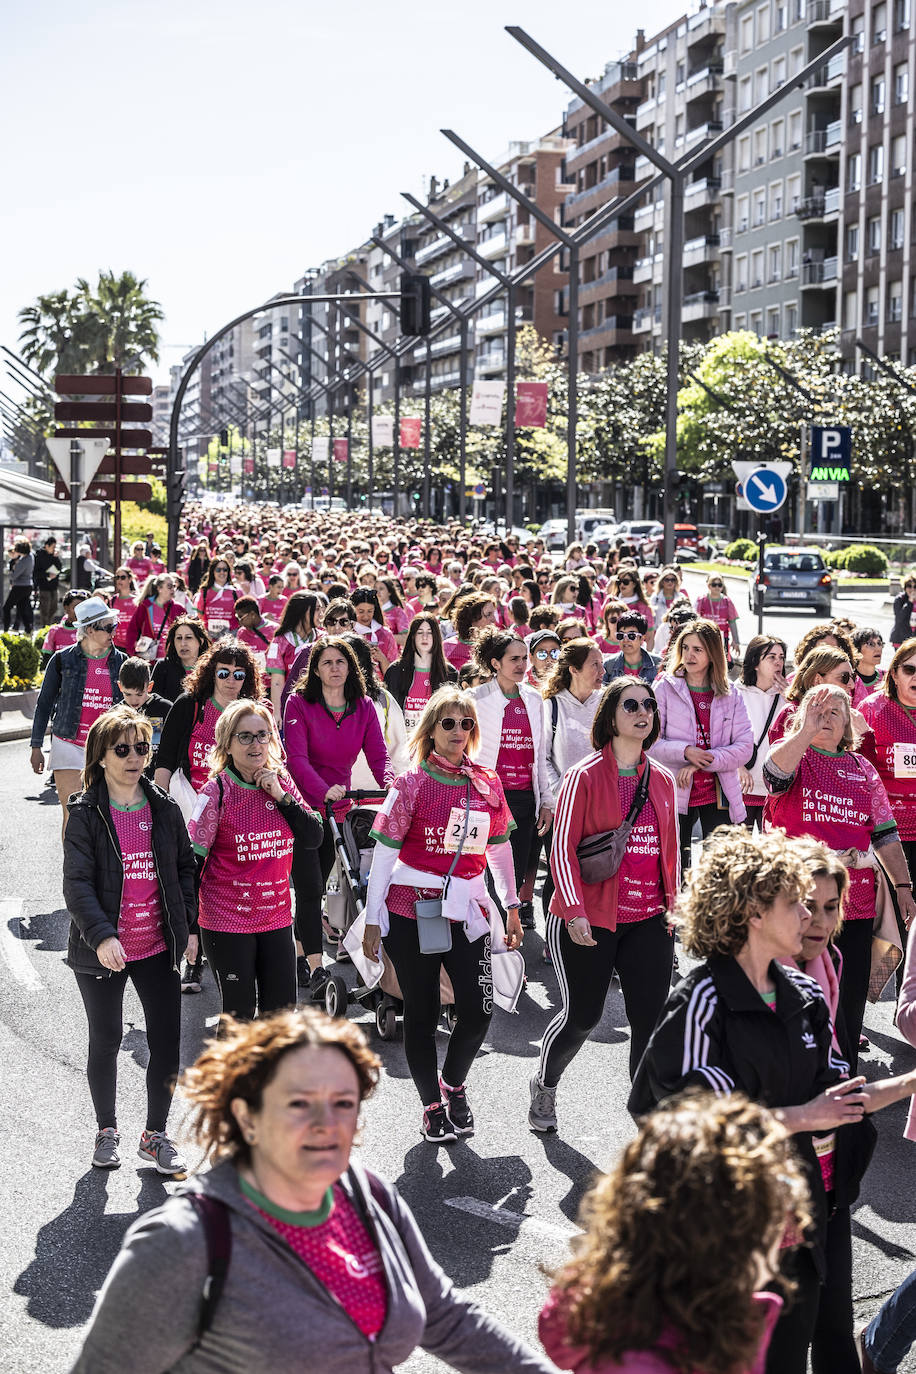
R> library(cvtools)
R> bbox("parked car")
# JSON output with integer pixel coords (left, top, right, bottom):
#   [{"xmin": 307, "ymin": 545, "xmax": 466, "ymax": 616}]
[
  {"xmin": 588, "ymin": 523, "xmax": 619, "ymax": 555},
  {"xmin": 577, "ymin": 509, "xmax": 617, "ymax": 542},
  {"xmin": 640, "ymin": 523, "xmax": 702, "ymax": 564},
  {"xmin": 749, "ymin": 546, "xmax": 834, "ymax": 616},
  {"xmin": 538, "ymin": 518, "xmax": 571, "ymax": 552}
]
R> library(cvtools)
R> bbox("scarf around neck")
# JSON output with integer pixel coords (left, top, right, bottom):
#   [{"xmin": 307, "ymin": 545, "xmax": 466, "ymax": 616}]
[{"xmin": 427, "ymin": 750, "xmax": 500, "ymax": 804}]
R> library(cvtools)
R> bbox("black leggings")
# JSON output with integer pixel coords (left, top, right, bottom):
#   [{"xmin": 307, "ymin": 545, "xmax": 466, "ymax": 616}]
[
  {"xmin": 505, "ymin": 789, "xmax": 537, "ymax": 890},
  {"xmin": 539, "ymin": 911, "xmax": 674, "ymax": 1083},
  {"xmin": 384, "ymin": 910, "xmax": 492, "ymax": 1106},
  {"xmin": 835, "ymin": 916, "xmax": 873, "ymax": 1071},
  {"xmin": 200, "ymin": 925, "xmax": 297, "ymax": 1023},
  {"xmin": 291, "ymin": 822, "xmax": 333, "ymax": 956},
  {"xmin": 3, "ymin": 585, "xmax": 33, "ymax": 633},
  {"xmin": 678, "ymin": 803, "xmax": 730, "ymax": 871},
  {"xmin": 765, "ymin": 1246, "xmax": 822, "ymax": 1374},
  {"xmin": 74, "ymin": 951, "xmax": 180, "ymax": 1133},
  {"xmin": 765, "ymin": 1207, "xmax": 856, "ymax": 1374}
]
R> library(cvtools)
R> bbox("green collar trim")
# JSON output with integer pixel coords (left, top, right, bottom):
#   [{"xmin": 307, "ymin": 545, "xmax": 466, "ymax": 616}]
[
  {"xmin": 109, "ymin": 797, "xmax": 149, "ymax": 812},
  {"xmin": 226, "ymin": 762, "xmax": 259, "ymax": 789},
  {"xmin": 421, "ymin": 760, "xmax": 467, "ymax": 786},
  {"xmin": 239, "ymin": 1177, "xmax": 334, "ymax": 1228},
  {"xmin": 811, "ymin": 745, "xmax": 844, "ymax": 757}
]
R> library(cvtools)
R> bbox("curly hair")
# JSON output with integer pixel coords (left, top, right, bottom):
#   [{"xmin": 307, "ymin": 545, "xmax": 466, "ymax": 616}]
[
  {"xmin": 183, "ymin": 638, "xmax": 263, "ymax": 703},
  {"xmin": 676, "ymin": 826, "xmax": 812, "ymax": 958},
  {"xmin": 794, "ymin": 623, "xmax": 856, "ymax": 669},
  {"xmin": 473, "ymin": 627, "xmax": 521, "ymax": 674},
  {"xmin": 550, "ymin": 1091, "xmax": 810, "ymax": 1374},
  {"xmin": 181, "ymin": 1009, "xmax": 381, "ymax": 1165},
  {"xmin": 453, "ymin": 594, "xmax": 496, "ymax": 642},
  {"xmin": 785, "ymin": 646, "xmax": 853, "ymax": 703}
]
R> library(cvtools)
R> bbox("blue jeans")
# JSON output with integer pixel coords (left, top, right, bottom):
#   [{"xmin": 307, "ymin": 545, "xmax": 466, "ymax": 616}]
[{"xmin": 865, "ymin": 1266, "xmax": 916, "ymax": 1372}]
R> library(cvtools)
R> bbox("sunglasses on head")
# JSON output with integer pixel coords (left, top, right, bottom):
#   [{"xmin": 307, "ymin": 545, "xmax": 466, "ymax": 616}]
[
  {"xmin": 110, "ymin": 739, "xmax": 151, "ymax": 758},
  {"xmin": 438, "ymin": 716, "xmax": 475, "ymax": 732},
  {"xmin": 216, "ymin": 667, "xmax": 247, "ymax": 681},
  {"xmin": 621, "ymin": 697, "xmax": 657, "ymax": 714},
  {"xmin": 234, "ymin": 730, "xmax": 270, "ymax": 745},
  {"xmin": 534, "ymin": 646, "xmax": 561, "ymax": 660}
]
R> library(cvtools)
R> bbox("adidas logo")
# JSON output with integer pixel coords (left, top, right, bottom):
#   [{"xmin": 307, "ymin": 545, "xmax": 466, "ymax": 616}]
[{"xmin": 802, "ymin": 1031, "xmax": 816, "ymax": 1050}]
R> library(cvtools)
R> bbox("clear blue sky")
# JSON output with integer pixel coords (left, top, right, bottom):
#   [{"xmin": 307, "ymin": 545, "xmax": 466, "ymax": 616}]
[{"xmin": 2, "ymin": 0, "xmax": 684, "ymax": 387}]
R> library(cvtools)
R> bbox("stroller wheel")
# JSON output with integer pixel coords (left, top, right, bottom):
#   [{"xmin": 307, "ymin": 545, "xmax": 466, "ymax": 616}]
[
  {"xmin": 324, "ymin": 975, "xmax": 348, "ymax": 1019},
  {"xmin": 376, "ymin": 1001, "xmax": 398, "ymax": 1040},
  {"xmin": 443, "ymin": 1004, "xmax": 458, "ymax": 1034}
]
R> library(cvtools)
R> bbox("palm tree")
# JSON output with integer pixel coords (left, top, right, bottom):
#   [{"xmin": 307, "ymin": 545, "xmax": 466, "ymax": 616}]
[
  {"xmin": 17, "ymin": 289, "xmax": 95, "ymax": 376},
  {"xmin": 17, "ymin": 271, "xmax": 164, "ymax": 378}
]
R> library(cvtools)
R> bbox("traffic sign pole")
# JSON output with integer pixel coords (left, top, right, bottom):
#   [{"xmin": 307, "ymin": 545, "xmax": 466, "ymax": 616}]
[{"xmin": 69, "ymin": 440, "xmax": 81, "ymax": 576}]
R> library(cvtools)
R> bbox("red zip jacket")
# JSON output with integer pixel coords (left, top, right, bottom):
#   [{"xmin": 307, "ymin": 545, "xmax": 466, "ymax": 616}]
[{"xmin": 550, "ymin": 744, "xmax": 679, "ymax": 931}]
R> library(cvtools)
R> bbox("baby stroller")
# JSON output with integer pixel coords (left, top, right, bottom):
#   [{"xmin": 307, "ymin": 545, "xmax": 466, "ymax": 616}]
[{"xmin": 322, "ymin": 791, "xmax": 456, "ymax": 1039}]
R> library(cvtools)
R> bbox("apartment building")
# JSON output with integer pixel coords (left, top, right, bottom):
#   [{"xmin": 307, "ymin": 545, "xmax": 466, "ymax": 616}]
[
  {"xmin": 632, "ymin": 6, "xmax": 728, "ymax": 348},
  {"xmin": 291, "ymin": 256, "xmax": 368, "ymax": 419},
  {"xmin": 150, "ymin": 384, "xmax": 171, "ymax": 446},
  {"xmin": 562, "ymin": 56, "xmax": 644, "ymax": 369}
]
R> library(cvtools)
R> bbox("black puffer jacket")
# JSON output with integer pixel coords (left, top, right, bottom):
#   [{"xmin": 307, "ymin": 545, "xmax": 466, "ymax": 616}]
[{"xmin": 63, "ymin": 775, "xmax": 197, "ymax": 976}]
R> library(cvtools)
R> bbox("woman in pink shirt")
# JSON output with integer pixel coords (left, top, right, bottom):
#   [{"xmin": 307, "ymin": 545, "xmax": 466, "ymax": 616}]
[
  {"xmin": 125, "ymin": 541, "xmax": 153, "ymax": 582},
  {"xmin": 540, "ymin": 1093, "xmax": 804, "ymax": 1374},
  {"xmin": 351, "ymin": 587, "xmax": 399, "ymax": 678},
  {"xmin": 125, "ymin": 574, "xmax": 183, "ymax": 660},
  {"xmin": 197, "ymin": 557, "xmax": 239, "ymax": 636},
  {"xmin": 378, "ymin": 577, "xmax": 411, "ymax": 643},
  {"xmin": 110, "ymin": 568, "xmax": 138, "ymax": 649}
]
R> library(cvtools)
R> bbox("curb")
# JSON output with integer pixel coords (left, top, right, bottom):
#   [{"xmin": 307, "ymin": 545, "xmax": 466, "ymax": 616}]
[{"xmin": 0, "ymin": 689, "xmax": 39, "ymax": 744}]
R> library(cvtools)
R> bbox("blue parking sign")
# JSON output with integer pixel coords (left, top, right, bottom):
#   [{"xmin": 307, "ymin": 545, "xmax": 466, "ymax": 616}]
[{"xmin": 809, "ymin": 426, "xmax": 851, "ymax": 481}]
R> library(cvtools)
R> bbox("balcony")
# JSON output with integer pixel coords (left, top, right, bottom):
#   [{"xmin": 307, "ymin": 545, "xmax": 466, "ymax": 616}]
[
  {"xmin": 685, "ymin": 65, "xmax": 724, "ymax": 102},
  {"xmin": 686, "ymin": 119, "xmax": 724, "ymax": 148},
  {"xmin": 515, "ymin": 224, "xmax": 535, "ymax": 247},
  {"xmin": 682, "ymin": 290, "xmax": 721, "ymax": 321},
  {"xmin": 634, "ymin": 201, "xmax": 659, "ymax": 225},
  {"xmin": 478, "ymin": 232, "xmax": 508, "ymax": 261},
  {"xmin": 633, "ymin": 304, "xmax": 662, "ymax": 333},
  {"xmin": 723, "ymin": 48, "xmax": 738, "ymax": 77},
  {"xmin": 795, "ymin": 188, "xmax": 839, "ymax": 221},
  {"xmin": 580, "ymin": 265, "xmax": 637, "ymax": 300},
  {"xmin": 565, "ymin": 164, "xmax": 637, "ymax": 211},
  {"xmin": 415, "ymin": 235, "xmax": 452, "ymax": 266},
  {"xmin": 430, "ymin": 260, "xmax": 473, "ymax": 290},
  {"xmin": 805, "ymin": 121, "xmax": 842, "ymax": 158},
  {"xmin": 478, "ymin": 192, "xmax": 508, "ymax": 225},
  {"xmin": 635, "ymin": 97, "xmax": 658, "ymax": 131},
  {"xmin": 684, "ymin": 176, "xmax": 722, "ymax": 207},
  {"xmin": 633, "ymin": 255, "xmax": 655, "ymax": 283},
  {"xmin": 429, "ymin": 370, "xmax": 462, "ymax": 391},
  {"xmin": 719, "ymin": 227, "xmax": 734, "ymax": 250},
  {"xmin": 801, "ymin": 256, "xmax": 838, "ymax": 285},
  {"xmin": 476, "ymin": 312, "xmax": 506, "ymax": 337},
  {"xmin": 807, "ymin": 0, "xmax": 845, "ymax": 26},
  {"xmin": 719, "ymin": 167, "xmax": 735, "ymax": 195},
  {"xmin": 430, "ymin": 332, "xmax": 462, "ymax": 358},
  {"xmin": 684, "ymin": 233, "xmax": 721, "ymax": 264},
  {"xmin": 580, "ymin": 316, "xmax": 634, "ymax": 340},
  {"xmin": 476, "ymin": 349, "xmax": 506, "ymax": 374},
  {"xmin": 807, "ymin": 53, "xmax": 846, "ymax": 89}
]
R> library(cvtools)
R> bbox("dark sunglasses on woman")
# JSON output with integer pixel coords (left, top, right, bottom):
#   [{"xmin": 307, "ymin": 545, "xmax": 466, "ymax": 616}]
[
  {"xmin": 215, "ymin": 667, "xmax": 247, "ymax": 682},
  {"xmin": 438, "ymin": 717, "xmax": 475, "ymax": 732},
  {"xmin": 621, "ymin": 697, "xmax": 658, "ymax": 715},
  {"xmin": 110, "ymin": 740, "xmax": 151, "ymax": 758}
]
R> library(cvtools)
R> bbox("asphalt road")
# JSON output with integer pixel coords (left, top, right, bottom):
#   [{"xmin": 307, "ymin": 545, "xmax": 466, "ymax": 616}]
[{"xmin": 2, "ymin": 583, "xmax": 916, "ymax": 1372}]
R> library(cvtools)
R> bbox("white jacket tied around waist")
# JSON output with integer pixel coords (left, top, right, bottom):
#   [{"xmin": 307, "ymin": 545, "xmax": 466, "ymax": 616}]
[{"xmin": 469, "ymin": 678, "xmax": 554, "ymax": 812}]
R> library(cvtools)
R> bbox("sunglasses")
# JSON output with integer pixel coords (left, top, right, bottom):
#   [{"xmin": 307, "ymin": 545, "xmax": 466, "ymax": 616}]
[
  {"xmin": 234, "ymin": 730, "xmax": 270, "ymax": 745},
  {"xmin": 618, "ymin": 578, "xmax": 634, "ymax": 585},
  {"xmin": 216, "ymin": 667, "xmax": 247, "ymax": 681},
  {"xmin": 325, "ymin": 616, "xmax": 354, "ymax": 627},
  {"xmin": 619, "ymin": 631, "xmax": 642, "ymax": 642},
  {"xmin": 709, "ymin": 582, "xmax": 724, "ymax": 589},
  {"xmin": 115, "ymin": 574, "xmax": 130, "ymax": 582},
  {"xmin": 214, "ymin": 566, "xmax": 230, "ymax": 573},
  {"xmin": 90, "ymin": 620, "xmax": 117, "ymax": 633},
  {"xmin": 438, "ymin": 716, "xmax": 475, "ymax": 732},
  {"xmin": 110, "ymin": 740, "xmax": 151, "ymax": 758},
  {"xmin": 835, "ymin": 671, "xmax": 853, "ymax": 685},
  {"xmin": 899, "ymin": 664, "xmax": 916, "ymax": 677},
  {"xmin": 621, "ymin": 697, "xmax": 658, "ymax": 715},
  {"xmin": 534, "ymin": 647, "xmax": 561, "ymax": 661}
]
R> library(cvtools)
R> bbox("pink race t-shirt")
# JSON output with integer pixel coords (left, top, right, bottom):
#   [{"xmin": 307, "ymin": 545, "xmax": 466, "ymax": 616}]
[
  {"xmin": 198, "ymin": 586, "xmax": 237, "ymax": 633},
  {"xmin": 859, "ymin": 694, "xmax": 916, "ymax": 840},
  {"xmin": 496, "ymin": 695, "xmax": 534, "ymax": 791},
  {"xmin": 443, "ymin": 639, "xmax": 474, "ymax": 671},
  {"xmin": 188, "ymin": 697, "xmax": 224, "ymax": 792},
  {"xmin": 614, "ymin": 771, "xmax": 665, "ymax": 924},
  {"xmin": 403, "ymin": 669, "xmax": 431, "ymax": 733},
  {"xmin": 249, "ymin": 1184, "xmax": 386, "ymax": 1339},
  {"xmin": 44, "ymin": 621, "xmax": 78, "ymax": 655},
  {"xmin": 110, "ymin": 800, "xmax": 167, "ymax": 961},
  {"xmin": 371, "ymin": 760, "xmax": 514, "ymax": 920},
  {"xmin": 687, "ymin": 687, "xmax": 717, "ymax": 808},
  {"xmin": 188, "ymin": 769, "xmax": 304, "ymax": 932},
  {"xmin": 111, "ymin": 596, "xmax": 137, "ymax": 649},
  {"xmin": 696, "ymin": 594, "xmax": 737, "ymax": 639},
  {"xmin": 66, "ymin": 654, "xmax": 114, "ymax": 747}
]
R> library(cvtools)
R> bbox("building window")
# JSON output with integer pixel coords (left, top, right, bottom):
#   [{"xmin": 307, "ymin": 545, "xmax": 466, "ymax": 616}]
[
  {"xmin": 788, "ymin": 110, "xmax": 803, "ymax": 150},
  {"xmin": 750, "ymin": 311, "xmax": 763, "ymax": 337},
  {"xmin": 773, "ymin": 55, "xmax": 787, "ymax": 88},
  {"xmin": 895, "ymin": 63, "xmax": 909, "ymax": 104},
  {"xmin": 786, "ymin": 302, "xmax": 798, "ymax": 334},
  {"xmin": 754, "ymin": 128, "xmax": 767, "ymax": 165},
  {"xmin": 789, "ymin": 45, "xmax": 804, "ymax": 77},
  {"xmin": 787, "ymin": 173, "xmax": 802, "ymax": 211},
  {"xmin": 734, "ymin": 313, "xmax": 748, "ymax": 330},
  {"xmin": 767, "ymin": 307, "xmax": 780, "ymax": 337},
  {"xmin": 737, "ymin": 137, "xmax": 751, "ymax": 175},
  {"xmin": 890, "ymin": 208, "xmax": 905, "ymax": 249},
  {"xmin": 769, "ymin": 244, "xmax": 782, "ymax": 282},
  {"xmin": 786, "ymin": 238, "xmax": 800, "ymax": 276},
  {"xmin": 871, "ymin": 75, "xmax": 886, "ymax": 115},
  {"xmin": 852, "ymin": 14, "xmax": 866, "ymax": 51},
  {"xmin": 775, "ymin": 2, "xmax": 787, "ymax": 31},
  {"xmin": 735, "ymin": 255, "xmax": 748, "ymax": 292},
  {"xmin": 757, "ymin": 4, "xmax": 770, "ymax": 40},
  {"xmin": 844, "ymin": 291, "xmax": 858, "ymax": 328},
  {"xmin": 866, "ymin": 285, "xmax": 879, "ymax": 324},
  {"xmin": 868, "ymin": 145, "xmax": 884, "ymax": 184},
  {"xmin": 849, "ymin": 82, "xmax": 863, "ymax": 124},
  {"xmin": 755, "ymin": 67, "xmax": 769, "ymax": 103},
  {"xmin": 740, "ymin": 13, "xmax": 754, "ymax": 52},
  {"xmin": 751, "ymin": 250, "xmax": 764, "ymax": 288},
  {"xmin": 753, "ymin": 189, "xmax": 766, "ymax": 226},
  {"xmin": 889, "ymin": 282, "xmax": 903, "ymax": 322},
  {"xmin": 771, "ymin": 118, "xmax": 784, "ymax": 158},
  {"xmin": 873, "ymin": 1, "xmax": 888, "ymax": 42},
  {"xmin": 769, "ymin": 183, "xmax": 783, "ymax": 220},
  {"xmin": 892, "ymin": 134, "xmax": 907, "ymax": 176},
  {"xmin": 846, "ymin": 224, "xmax": 860, "ymax": 261},
  {"xmin": 737, "ymin": 193, "xmax": 750, "ymax": 231},
  {"xmin": 868, "ymin": 215, "xmax": 882, "ymax": 254},
  {"xmin": 895, "ymin": 0, "xmax": 910, "ymax": 30},
  {"xmin": 739, "ymin": 75, "xmax": 752, "ymax": 112},
  {"xmin": 847, "ymin": 152, "xmax": 862, "ymax": 192}
]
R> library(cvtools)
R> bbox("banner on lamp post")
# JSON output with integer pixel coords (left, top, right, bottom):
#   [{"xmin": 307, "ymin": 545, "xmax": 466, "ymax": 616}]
[
  {"xmin": 311, "ymin": 438, "xmax": 329, "ymax": 462},
  {"xmin": 371, "ymin": 415, "xmax": 394, "ymax": 447},
  {"xmin": 470, "ymin": 381, "xmax": 506, "ymax": 426},
  {"xmin": 266, "ymin": 447, "xmax": 281, "ymax": 468},
  {"xmin": 229, "ymin": 455, "xmax": 242, "ymax": 475},
  {"xmin": 333, "ymin": 439, "xmax": 348, "ymax": 463},
  {"xmin": 400, "ymin": 417, "xmax": 421, "ymax": 449},
  {"xmin": 242, "ymin": 457, "xmax": 254, "ymax": 475},
  {"xmin": 283, "ymin": 450, "xmax": 297, "ymax": 469},
  {"xmin": 515, "ymin": 381, "xmax": 548, "ymax": 428}
]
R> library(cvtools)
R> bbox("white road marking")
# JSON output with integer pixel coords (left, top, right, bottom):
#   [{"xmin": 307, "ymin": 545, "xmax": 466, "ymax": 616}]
[
  {"xmin": 445, "ymin": 1195, "xmax": 579, "ymax": 1241},
  {"xmin": 0, "ymin": 899, "xmax": 45, "ymax": 992}
]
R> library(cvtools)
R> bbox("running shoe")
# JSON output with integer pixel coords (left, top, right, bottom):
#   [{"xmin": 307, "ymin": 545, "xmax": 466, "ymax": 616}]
[
  {"xmin": 91, "ymin": 1127, "xmax": 121, "ymax": 1169},
  {"xmin": 518, "ymin": 901, "xmax": 536, "ymax": 930},
  {"xmin": 181, "ymin": 958, "xmax": 202, "ymax": 994},
  {"xmin": 309, "ymin": 966, "xmax": 331, "ymax": 1001},
  {"xmin": 440, "ymin": 1078, "xmax": 474, "ymax": 1135},
  {"xmin": 296, "ymin": 955, "xmax": 311, "ymax": 988},
  {"xmin": 421, "ymin": 1103, "xmax": 457, "ymax": 1143},
  {"xmin": 528, "ymin": 1074, "xmax": 558, "ymax": 1133},
  {"xmin": 138, "ymin": 1131, "xmax": 187, "ymax": 1175},
  {"xmin": 859, "ymin": 1033, "xmax": 870, "ymax": 1052}
]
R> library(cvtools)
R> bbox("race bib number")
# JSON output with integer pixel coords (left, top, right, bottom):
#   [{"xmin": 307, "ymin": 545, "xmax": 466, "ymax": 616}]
[
  {"xmin": 443, "ymin": 806, "xmax": 490, "ymax": 855},
  {"xmin": 208, "ymin": 617, "xmax": 230, "ymax": 635},
  {"xmin": 893, "ymin": 742, "xmax": 916, "ymax": 778}
]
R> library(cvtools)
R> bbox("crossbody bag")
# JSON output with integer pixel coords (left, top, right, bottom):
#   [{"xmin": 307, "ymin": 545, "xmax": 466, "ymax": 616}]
[
  {"xmin": 575, "ymin": 762, "xmax": 651, "ymax": 885},
  {"xmin": 414, "ymin": 780, "xmax": 471, "ymax": 954}
]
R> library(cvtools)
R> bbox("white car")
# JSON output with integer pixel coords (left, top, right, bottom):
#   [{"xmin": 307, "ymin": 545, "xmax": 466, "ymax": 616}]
[{"xmin": 538, "ymin": 518, "xmax": 570, "ymax": 552}]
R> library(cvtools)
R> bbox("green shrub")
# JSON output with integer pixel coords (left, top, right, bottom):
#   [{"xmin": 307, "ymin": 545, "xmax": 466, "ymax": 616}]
[
  {"xmin": 724, "ymin": 538, "xmax": 757, "ymax": 562},
  {"xmin": 839, "ymin": 544, "xmax": 888, "ymax": 576},
  {"xmin": 33, "ymin": 624, "xmax": 51, "ymax": 653},
  {"xmin": 0, "ymin": 632, "xmax": 41, "ymax": 685},
  {"xmin": 823, "ymin": 549, "xmax": 845, "ymax": 569},
  {"xmin": 0, "ymin": 638, "xmax": 9, "ymax": 691}
]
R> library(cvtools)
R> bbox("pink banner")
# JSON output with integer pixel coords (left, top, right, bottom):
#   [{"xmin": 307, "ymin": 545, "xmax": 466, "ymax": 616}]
[
  {"xmin": 515, "ymin": 381, "xmax": 548, "ymax": 428},
  {"xmin": 242, "ymin": 457, "xmax": 254, "ymax": 474},
  {"xmin": 400, "ymin": 417, "xmax": 421, "ymax": 449},
  {"xmin": 283, "ymin": 449, "xmax": 297, "ymax": 469},
  {"xmin": 333, "ymin": 438, "xmax": 348, "ymax": 463}
]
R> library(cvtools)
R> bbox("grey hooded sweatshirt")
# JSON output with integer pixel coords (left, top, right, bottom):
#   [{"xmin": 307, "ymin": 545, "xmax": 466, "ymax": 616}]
[{"xmin": 71, "ymin": 1159, "xmax": 557, "ymax": 1374}]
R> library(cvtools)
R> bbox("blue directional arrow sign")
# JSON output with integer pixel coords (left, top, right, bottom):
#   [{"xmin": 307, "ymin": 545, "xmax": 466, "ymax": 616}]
[{"xmin": 744, "ymin": 466, "xmax": 788, "ymax": 513}]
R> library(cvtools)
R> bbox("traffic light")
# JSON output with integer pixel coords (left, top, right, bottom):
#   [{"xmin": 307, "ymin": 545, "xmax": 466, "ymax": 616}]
[
  {"xmin": 169, "ymin": 469, "xmax": 187, "ymax": 505},
  {"xmin": 400, "ymin": 274, "xmax": 431, "ymax": 336},
  {"xmin": 220, "ymin": 429, "xmax": 229, "ymax": 447}
]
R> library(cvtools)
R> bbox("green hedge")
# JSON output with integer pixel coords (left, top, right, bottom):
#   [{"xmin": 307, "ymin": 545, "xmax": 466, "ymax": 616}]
[
  {"xmin": 824, "ymin": 544, "xmax": 888, "ymax": 576},
  {"xmin": 724, "ymin": 538, "xmax": 757, "ymax": 562},
  {"xmin": 0, "ymin": 638, "xmax": 9, "ymax": 690},
  {"xmin": 0, "ymin": 632, "xmax": 42, "ymax": 685}
]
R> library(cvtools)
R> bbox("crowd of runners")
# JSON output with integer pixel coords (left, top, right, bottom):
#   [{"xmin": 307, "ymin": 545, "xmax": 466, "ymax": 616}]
[{"xmin": 17, "ymin": 499, "xmax": 916, "ymax": 1372}]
